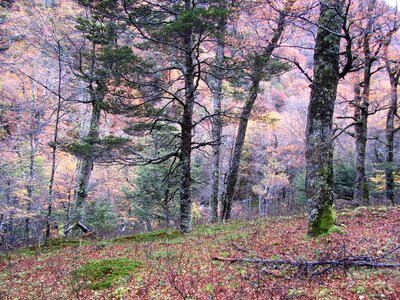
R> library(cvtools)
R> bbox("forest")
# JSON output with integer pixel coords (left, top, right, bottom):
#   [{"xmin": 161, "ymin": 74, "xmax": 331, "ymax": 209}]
[{"xmin": 0, "ymin": 0, "xmax": 399, "ymax": 298}]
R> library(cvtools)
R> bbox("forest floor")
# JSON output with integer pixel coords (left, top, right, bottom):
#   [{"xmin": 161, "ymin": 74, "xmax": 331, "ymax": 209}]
[{"xmin": 0, "ymin": 206, "xmax": 399, "ymax": 300}]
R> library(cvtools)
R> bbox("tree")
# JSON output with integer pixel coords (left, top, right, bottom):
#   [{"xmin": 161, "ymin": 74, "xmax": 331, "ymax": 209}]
[
  {"xmin": 383, "ymin": 12, "xmax": 400, "ymax": 205},
  {"xmin": 87, "ymin": 0, "xmax": 230, "ymax": 232},
  {"xmin": 352, "ymin": 0, "xmax": 381, "ymax": 206},
  {"xmin": 221, "ymin": 0, "xmax": 293, "ymax": 221},
  {"xmin": 305, "ymin": 0, "xmax": 344, "ymax": 235},
  {"xmin": 334, "ymin": 0, "xmax": 397, "ymax": 206},
  {"xmin": 208, "ymin": 0, "xmax": 228, "ymax": 223},
  {"xmin": 63, "ymin": 5, "xmax": 135, "ymax": 234},
  {"xmin": 45, "ymin": 40, "xmax": 63, "ymax": 245}
]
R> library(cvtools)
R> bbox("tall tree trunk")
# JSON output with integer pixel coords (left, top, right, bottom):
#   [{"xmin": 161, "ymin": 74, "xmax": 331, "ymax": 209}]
[
  {"xmin": 25, "ymin": 91, "xmax": 40, "ymax": 245},
  {"xmin": 385, "ymin": 82, "xmax": 397, "ymax": 205},
  {"xmin": 306, "ymin": 0, "xmax": 343, "ymax": 235},
  {"xmin": 45, "ymin": 42, "xmax": 63, "ymax": 245},
  {"xmin": 25, "ymin": 144, "xmax": 35, "ymax": 245},
  {"xmin": 221, "ymin": 70, "xmax": 261, "ymax": 221},
  {"xmin": 209, "ymin": 7, "xmax": 226, "ymax": 223},
  {"xmin": 384, "ymin": 71, "xmax": 399, "ymax": 206},
  {"xmin": 180, "ymin": 0, "xmax": 195, "ymax": 233},
  {"xmin": 353, "ymin": 0, "xmax": 375, "ymax": 206},
  {"xmin": 383, "ymin": 32, "xmax": 399, "ymax": 206},
  {"xmin": 72, "ymin": 98, "xmax": 101, "ymax": 225},
  {"xmin": 221, "ymin": 6, "xmax": 288, "ymax": 221},
  {"xmin": 163, "ymin": 189, "xmax": 172, "ymax": 228},
  {"xmin": 353, "ymin": 79, "xmax": 370, "ymax": 206}
]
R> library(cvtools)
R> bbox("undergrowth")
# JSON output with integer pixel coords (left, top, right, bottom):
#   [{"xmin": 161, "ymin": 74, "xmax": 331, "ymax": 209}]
[
  {"xmin": 73, "ymin": 258, "xmax": 142, "ymax": 290},
  {"xmin": 114, "ymin": 229, "xmax": 181, "ymax": 243}
]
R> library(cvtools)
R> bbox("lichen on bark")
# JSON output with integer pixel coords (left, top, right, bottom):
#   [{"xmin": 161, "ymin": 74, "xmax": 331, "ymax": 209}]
[{"xmin": 305, "ymin": 0, "xmax": 343, "ymax": 235}]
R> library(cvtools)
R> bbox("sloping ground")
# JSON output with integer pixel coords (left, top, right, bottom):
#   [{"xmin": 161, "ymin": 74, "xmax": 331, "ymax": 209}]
[{"xmin": 0, "ymin": 206, "xmax": 399, "ymax": 299}]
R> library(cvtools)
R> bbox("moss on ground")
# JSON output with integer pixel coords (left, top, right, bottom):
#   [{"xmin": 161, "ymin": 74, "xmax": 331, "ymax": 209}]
[
  {"xmin": 113, "ymin": 229, "xmax": 181, "ymax": 243},
  {"xmin": 73, "ymin": 258, "xmax": 142, "ymax": 290}
]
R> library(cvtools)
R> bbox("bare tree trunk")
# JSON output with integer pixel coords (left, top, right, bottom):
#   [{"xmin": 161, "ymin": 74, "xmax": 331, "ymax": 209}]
[
  {"xmin": 25, "ymin": 144, "xmax": 35, "ymax": 245},
  {"xmin": 45, "ymin": 42, "xmax": 63, "ymax": 245},
  {"xmin": 306, "ymin": 0, "xmax": 343, "ymax": 235},
  {"xmin": 209, "ymin": 13, "xmax": 226, "ymax": 223},
  {"xmin": 221, "ymin": 6, "xmax": 288, "ymax": 221},
  {"xmin": 353, "ymin": 1, "xmax": 375, "ymax": 206},
  {"xmin": 180, "ymin": 0, "xmax": 195, "ymax": 233},
  {"xmin": 25, "ymin": 89, "xmax": 41, "ymax": 245}
]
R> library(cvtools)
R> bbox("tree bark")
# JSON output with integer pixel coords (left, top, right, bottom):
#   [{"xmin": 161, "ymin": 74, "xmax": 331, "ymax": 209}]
[
  {"xmin": 179, "ymin": 0, "xmax": 195, "ymax": 233},
  {"xmin": 353, "ymin": 79, "xmax": 369, "ymax": 206},
  {"xmin": 25, "ymin": 92, "xmax": 41, "ymax": 245},
  {"xmin": 306, "ymin": 0, "xmax": 343, "ymax": 235},
  {"xmin": 353, "ymin": 0, "xmax": 375, "ymax": 206},
  {"xmin": 25, "ymin": 150, "xmax": 34, "ymax": 244},
  {"xmin": 221, "ymin": 6, "xmax": 288, "ymax": 221},
  {"xmin": 384, "ymin": 48, "xmax": 399, "ymax": 205},
  {"xmin": 385, "ymin": 84, "xmax": 397, "ymax": 205},
  {"xmin": 72, "ymin": 98, "xmax": 101, "ymax": 226},
  {"xmin": 209, "ymin": 6, "xmax": 226, "ymax": 223},
  {"xmin": 45, "ymin": 42, "xmax": 63, "ymax": 245}
]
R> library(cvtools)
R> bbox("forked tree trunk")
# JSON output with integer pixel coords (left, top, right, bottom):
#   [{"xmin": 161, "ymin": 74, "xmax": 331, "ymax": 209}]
[{"xmin": 306, "ymin": 0, "xmax": 343, "ymax": 235}]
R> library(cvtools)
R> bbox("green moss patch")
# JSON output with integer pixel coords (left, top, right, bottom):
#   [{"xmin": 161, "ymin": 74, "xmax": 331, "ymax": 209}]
[
  {"xmin": 192, "ymin": 220, "xmax": 245, "ymax": 236},
  {"xmin": 73, "ymin": 258, "xmax": 142, "ymax": 290},
  {"xmin": 310, "ymin": 206, "xmax": 336, "ymax": 235},
  {"xmin": 149, "ymin": 250, "xmax": 175, "ymax": 260},
  {"xmin": 46, "ymin": 238, "xmax": 83, "ymax": 250},
  {"xmin": 114, "ymin": 229, "xmax": 181, "ymax": 243}
]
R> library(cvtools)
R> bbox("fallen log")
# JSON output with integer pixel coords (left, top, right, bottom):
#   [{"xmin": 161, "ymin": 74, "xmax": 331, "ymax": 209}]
[
  {"xmin": 211, "ymin": 256, "xmax": 400, "ymax": 268},
  {"xmin": 212, "ymin": 244, "xmax": 400, "ymax": 276}
]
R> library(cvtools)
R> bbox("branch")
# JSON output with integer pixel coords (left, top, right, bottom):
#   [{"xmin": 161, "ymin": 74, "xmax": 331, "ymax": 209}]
[{"xmin": 212, "ymin": 244, "xmax": 400, "ymax": 276}]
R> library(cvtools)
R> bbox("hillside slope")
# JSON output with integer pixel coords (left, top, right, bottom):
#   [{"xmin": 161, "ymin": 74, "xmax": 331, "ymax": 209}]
[{"xmin": 1, "ymin": 206, "xmax": 399, "ymax": 299}]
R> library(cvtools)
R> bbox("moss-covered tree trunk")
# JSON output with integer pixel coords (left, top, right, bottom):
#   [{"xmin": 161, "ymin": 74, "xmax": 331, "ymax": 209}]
[
  {"xmin": 305, "ymin": 0, "xmax": 343, "ymax": 235},
  {"xmin": 221, "ymin": 6, "xmax": 288, "ymax": 221},
  {"xmin": 179, "ymin": 0, "xmax": 195, "ymax": 233}
]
